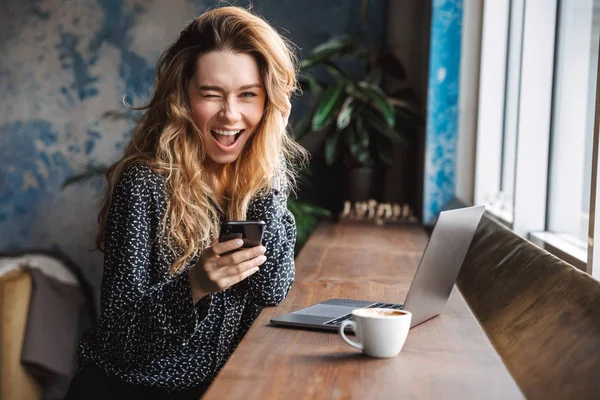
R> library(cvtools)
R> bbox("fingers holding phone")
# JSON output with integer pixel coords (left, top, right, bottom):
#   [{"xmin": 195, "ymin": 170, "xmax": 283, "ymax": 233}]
[
  {"xmin": 189, "ymin": 221, "xmax": 266, "ymax": 302},
  {"xmin": 213, "ymin": 220, "xmax": 267, "ymax": 283},
  {"xmin": 213, "ymin": 242, "xmax": 267, "ymax": 280},
  {"xmin": 191, "ymin": 239, "xmax": 265, "ymax": 292}
]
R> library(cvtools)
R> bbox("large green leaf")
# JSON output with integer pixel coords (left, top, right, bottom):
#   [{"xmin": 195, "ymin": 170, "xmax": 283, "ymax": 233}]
[
  {"xmin": 355, "ymin": 118, "xmax": 370, "ymax": 148},
  {"xmin": 336, "ymin": 97, "xmax": 355, "ymax": 131},
  {"xmin": 311, "ymin": 82, "xmax": 345, "ymax": 130},
  {"xmin": 299, "ymin": 34, "xmax": 362, "ymax": 70},
  {"xmin": 355, "ymin": 119, "xmax": 371, "ymax": 165},
  {"xmin": 287, "ymin": 197, "xmax": 331, "ymax": 255},
  {"xmin": 358, "ymin": 82, "xmax": 395, "ymax": 127},
  {"xmin": 293, "ymin": 74, "xmax": 331, "ymax": 141},
  {"xmin": 293, "ymin": 84, "xmax": 326, "ymax": 141},
  {"xmin": 291, "ymin": 199, "xmax": 331, "ymax": 218},
  {"xmin": 347, "ymin": 123, "xmax": 369, "ymax": 166},
  {"xmin": 356, "ymin": 148, "xmax": 370, "ymax": 165},
  {"xmin": 362, "ymin": 107, "xmax": 405, "ymax": 144},
  {"xmin": 323, "ymin": 61, "xmax": 354, "ymax": 85},
  {"xmin": 303, "ymin": 73, "xmax": 324, "ymax": 96},
  {"xmin": 324, "ymin": 130, "xmax": 342, "ymax": 165},
  {"xmin": 345, "ymin": 124, "xmax": 361, "ymax": 155},
  {"xmin": 388, "ymin": 97, "xmax": 420, "ymax": 117},
  {"xmin": 292, "ymin": 111, "xmax": 313, "ymax": 141},
  {"xmin": 365, "ymin": 65, "xmax": 383, "ymax": 86}
]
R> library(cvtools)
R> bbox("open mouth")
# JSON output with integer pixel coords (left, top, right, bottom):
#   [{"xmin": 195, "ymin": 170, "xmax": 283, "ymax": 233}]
[{"xmin": 210, "ymin": 129, "xmax": 245, "ymax": 149}]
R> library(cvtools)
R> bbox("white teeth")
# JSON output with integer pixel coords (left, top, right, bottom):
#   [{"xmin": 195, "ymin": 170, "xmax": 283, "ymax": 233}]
[{"xmin": 212, "ymin": 129, "xmax": 241, "ymax": 136}]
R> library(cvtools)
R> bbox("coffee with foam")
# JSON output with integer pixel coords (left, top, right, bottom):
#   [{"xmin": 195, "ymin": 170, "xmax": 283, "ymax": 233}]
[{"xmin": 354, "ymin": 308, "xmax": 407, "ymax": 318}]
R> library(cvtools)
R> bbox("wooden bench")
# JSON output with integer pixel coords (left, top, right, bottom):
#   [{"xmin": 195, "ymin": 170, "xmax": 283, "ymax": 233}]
[{"xmin": 457, "ymin": 214, "xmax": 600, "ymax": 399}]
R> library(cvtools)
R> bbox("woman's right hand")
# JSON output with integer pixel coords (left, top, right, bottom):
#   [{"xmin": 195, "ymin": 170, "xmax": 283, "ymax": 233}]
[{"xmin": 189, "ymin": 239, "xmax": 267, "ymax": 303}]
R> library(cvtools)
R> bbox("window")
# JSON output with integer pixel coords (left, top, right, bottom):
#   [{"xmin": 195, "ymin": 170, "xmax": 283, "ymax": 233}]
[
  {"xmin": 475, "ymin": 0, "xmax": 510, "ymax": 222},
  {"xmin": 547, "ymin": 0, "xmax": 600, "ymax": 246},
  {"xmin": 475, "ymin": 0, "xmax": 600, "ymax": 277},
  {"xmin": 498, "ymin": 0, "xmax": 525, "ymax": 224}
]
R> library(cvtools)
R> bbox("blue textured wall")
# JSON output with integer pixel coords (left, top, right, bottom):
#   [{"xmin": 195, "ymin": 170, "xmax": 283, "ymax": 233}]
[
  {"xmin": 0, "ymin": 0, "xmax": 385, "ymax": 294},
  {"xmin": 423, "ymin": 0, "xmax": 463, "ymax": 224}
]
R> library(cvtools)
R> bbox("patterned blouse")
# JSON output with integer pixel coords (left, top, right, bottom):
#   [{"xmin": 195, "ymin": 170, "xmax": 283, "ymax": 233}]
[{"xmin": 77, "ymin": 163, "xmax": 296, "ymax": 391}]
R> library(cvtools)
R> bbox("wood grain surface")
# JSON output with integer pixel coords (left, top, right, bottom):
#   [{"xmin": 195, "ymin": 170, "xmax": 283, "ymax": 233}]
[{"xmin": 203, "ymin": 221, "xmax": 524, "ymax": 399}]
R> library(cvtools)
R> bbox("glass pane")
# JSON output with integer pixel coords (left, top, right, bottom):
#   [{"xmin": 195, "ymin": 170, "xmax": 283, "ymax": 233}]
[
  {"xmin": 547, "ymin": 0, "xmax": 600, "ymax": 244},
  {"xmin": 476, "ymin": 0, "xmax": 510, "ymax": 214},
  {"xmin": 498, "ymin": 0, "xmax": 526, "ymax": 224}
]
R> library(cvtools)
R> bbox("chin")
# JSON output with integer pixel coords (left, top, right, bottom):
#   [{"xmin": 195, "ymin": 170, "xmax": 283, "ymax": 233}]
[{"xmin": 206, "ymin": 151, "xmax": 242, "ymax": 166}]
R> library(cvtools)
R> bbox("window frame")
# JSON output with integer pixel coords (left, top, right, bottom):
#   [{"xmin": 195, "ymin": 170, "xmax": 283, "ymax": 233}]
[
  {"xmin": 473, "ymin": 0, "xmax": 600, "ymax": 276},
  {"xmin": 588, "ymin": 46, "xmax": 600, "ymax": 280}
]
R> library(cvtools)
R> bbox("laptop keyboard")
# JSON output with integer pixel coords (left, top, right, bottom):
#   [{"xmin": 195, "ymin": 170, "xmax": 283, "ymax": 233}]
[{"xmin": 324, "ymin": 302, "xmax": 404, "ymax": 326}]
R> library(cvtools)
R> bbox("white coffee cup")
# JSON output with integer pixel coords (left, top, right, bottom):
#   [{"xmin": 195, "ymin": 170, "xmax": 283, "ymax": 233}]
[{"xmin": 339, "ymin": 308, "xmax": 412, "ymax": 358}]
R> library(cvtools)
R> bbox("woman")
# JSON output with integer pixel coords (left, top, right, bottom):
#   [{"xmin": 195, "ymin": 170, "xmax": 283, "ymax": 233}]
[{"xmin": 66, "ymin": 6, "xmax": 307, "ymax": 399}]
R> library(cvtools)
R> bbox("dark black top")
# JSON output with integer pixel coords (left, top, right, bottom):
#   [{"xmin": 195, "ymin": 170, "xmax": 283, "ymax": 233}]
[{"xmin": 77, "ymin": 164, "xmax": 296, "ymax": 391}]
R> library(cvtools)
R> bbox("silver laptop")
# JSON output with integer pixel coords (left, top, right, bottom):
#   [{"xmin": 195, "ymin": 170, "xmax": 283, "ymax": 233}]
[{"xmin": 271, "ymin": 205, "xmax": 485, "ymax": 330}]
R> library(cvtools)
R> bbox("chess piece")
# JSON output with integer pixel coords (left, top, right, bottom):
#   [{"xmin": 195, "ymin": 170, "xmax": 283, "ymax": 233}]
[
  {"xmin": 367, "ymin": 199, "xmax": 377, "ymax": 220},
  {"xmin": 402, "ymin": 204, "xmax": 410, "ymax": 219},
  {"xmin": 392, "ymin": 203, "xmax": 402, "ymax": 221},
  {"xmin": 383, "ymin": 203, "xmax": 392, "ymax": 221},
  {"xmin": 341, "ymin": 201, "xmax": 352, "ymax": 220},
  {"xmin": 376, "ymin": 203, "xmax": 386, "ymax": 219},
  {"xmin": 375, "ymin": 203, "xmax": 385, "ymax": 225},
  {"xmin": 355, "ymin": 202, "xmax": 368, "ymax": 220}
]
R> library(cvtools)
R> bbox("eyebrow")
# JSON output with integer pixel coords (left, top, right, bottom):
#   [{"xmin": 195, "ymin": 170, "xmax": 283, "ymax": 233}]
[{"xmin": 197, "ymin": 84, "xmax": 262, "ymax": 91}]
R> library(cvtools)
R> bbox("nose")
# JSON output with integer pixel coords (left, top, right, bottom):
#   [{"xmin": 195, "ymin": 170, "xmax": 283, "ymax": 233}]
[{"xmin": 219, "ymin": 97, "xmax": 241, "ymax": 122}]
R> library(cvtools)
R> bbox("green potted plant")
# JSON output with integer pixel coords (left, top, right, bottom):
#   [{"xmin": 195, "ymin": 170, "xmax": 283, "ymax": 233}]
[{"xmin": 294, "ymin": 33, "xmax": 422, "ymax": 202}]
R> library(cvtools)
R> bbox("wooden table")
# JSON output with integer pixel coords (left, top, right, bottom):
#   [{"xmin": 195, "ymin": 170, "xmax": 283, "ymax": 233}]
[{"xmin": 203, "ymin": 222, "xmax": 524, "ymax": 399}]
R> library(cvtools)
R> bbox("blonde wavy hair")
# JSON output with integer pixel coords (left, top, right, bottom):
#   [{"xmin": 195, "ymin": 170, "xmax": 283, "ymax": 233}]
[{"xmin": 97, "ymin": 6, "xmax": 308, "ymax": 274}]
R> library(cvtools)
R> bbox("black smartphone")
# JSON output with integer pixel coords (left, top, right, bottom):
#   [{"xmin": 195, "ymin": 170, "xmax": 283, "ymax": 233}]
[{"xmin": 219, "ymin": 220, "xmax": 266, "ymax": 255}]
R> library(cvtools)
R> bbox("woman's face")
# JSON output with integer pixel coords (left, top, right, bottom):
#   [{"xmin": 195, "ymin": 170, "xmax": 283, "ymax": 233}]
[{"xmin": 188, "ymin": 50, "xmax": 266, "ymax": 169}]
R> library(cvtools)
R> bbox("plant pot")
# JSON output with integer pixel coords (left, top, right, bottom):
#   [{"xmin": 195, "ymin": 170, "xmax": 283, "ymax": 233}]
[{"xmin": 342, "ymin": 166, "xmax": 385, "ymax": 202}]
